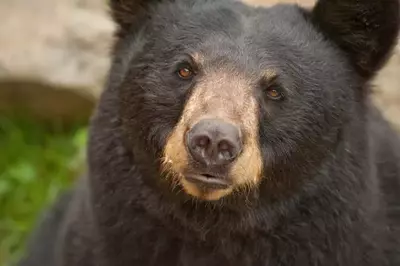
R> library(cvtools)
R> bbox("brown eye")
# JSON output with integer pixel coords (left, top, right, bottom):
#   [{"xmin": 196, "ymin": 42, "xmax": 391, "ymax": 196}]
[
  {"xmin": 266, "ymin": 86, "xmax": 284, "ymax": 100},
  {"xmin": 177, "ymin": 66, "xmax": 193, "ymax": 79}
]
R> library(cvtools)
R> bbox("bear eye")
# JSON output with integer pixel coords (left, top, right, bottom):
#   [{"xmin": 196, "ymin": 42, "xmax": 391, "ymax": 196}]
[
  {"xmin": 177, "ymin": 65, "xmax": 194, "ymax": 80},
  {"xmin": 265, "ymin": 85, "xmax": 284, "ymax": 101}
]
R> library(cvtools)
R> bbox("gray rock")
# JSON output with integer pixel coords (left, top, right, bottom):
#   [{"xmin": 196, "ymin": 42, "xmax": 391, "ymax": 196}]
[
  {"xmin": 372, "ymin": 42, "xmax": 400, "ymax": 131},
  {"xmin": 0, "ymin": 0, "xmax": 115, "ymax": 121}
]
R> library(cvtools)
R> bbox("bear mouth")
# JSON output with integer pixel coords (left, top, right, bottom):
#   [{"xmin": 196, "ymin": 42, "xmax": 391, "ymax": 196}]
[{"xmin": 184, "ymin": 173, "xmax": 232, "ymax": 190}]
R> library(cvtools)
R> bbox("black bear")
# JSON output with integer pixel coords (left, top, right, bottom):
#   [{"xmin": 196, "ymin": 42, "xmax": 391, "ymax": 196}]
[{"xmin": 18, "ymin": 0, "xmax": 400, "ymax": 265}]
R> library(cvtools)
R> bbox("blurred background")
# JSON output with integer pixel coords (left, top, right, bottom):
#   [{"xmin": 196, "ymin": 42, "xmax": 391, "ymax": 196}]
[{"xmin": 0, "ymin": 0, "xmax": 399, "ymax": 265}]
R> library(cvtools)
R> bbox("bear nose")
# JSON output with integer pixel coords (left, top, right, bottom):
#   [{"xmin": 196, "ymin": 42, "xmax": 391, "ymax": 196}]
[{"xmin": 186, "ymin": 119, "xmax": 242, "ymax": 166}]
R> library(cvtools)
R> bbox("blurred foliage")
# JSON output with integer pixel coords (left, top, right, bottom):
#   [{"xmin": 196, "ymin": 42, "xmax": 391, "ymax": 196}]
[{"xmin": 0, "ymin": 115, "xmax": 88, "ymax": 266}]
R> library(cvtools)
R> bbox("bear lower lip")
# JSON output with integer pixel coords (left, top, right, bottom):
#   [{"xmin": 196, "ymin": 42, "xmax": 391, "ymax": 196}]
[{"xmin": 184, "ymin": 174, "xmax": 231, "ymax": 190}]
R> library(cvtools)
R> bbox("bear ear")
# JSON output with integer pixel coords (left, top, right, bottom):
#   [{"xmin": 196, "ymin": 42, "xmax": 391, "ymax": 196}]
[
  {"xmin": 311, "ymin": 0, "xmax": 400, "ymax": 79},
  {"xmin": 109, "ymin": 0, "xmax": 164, "ymax": 36}
]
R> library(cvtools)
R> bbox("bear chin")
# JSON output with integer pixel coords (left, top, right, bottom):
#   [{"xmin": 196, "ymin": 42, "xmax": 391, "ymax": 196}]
[{"xmin": 180, "ymin": 177, "xmax": 234, "ymax": 201}]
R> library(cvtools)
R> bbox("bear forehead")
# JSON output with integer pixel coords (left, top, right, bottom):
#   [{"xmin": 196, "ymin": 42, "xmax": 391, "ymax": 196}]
[
  {"xmin": 148, "ymin": 2, "xmax": 317, "ymax": 48},
  {"xmin": 119, "ymin": 1, "xmax": 352, "ymax": 91},
  {"xmin": 139, "ymin": 2, "xmax": 336, "ymax": 72}
]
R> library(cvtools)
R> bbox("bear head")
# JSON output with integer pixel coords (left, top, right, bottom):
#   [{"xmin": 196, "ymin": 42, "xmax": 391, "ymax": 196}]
[{"xmin": 92, "ymin": 0, "xmax": 399, "ymax": 203}]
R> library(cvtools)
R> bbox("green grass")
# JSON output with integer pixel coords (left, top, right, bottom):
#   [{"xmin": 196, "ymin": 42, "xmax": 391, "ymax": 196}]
[{"xmin": 0, "ymin": 115, "xmax": 88, "ymax": 266}]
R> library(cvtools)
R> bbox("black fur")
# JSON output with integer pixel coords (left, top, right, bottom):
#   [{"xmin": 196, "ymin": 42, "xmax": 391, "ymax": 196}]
[
  {"xmin": 18, "ymin": 190, "xmax": 73, "ymax": 266},
  {"xmin": 19, "ymin": 0, "xmax": 400, "ymax": 265},
  {"xmin": 311, "ymin": 0, "xmax": 400, "ymax": 78}
]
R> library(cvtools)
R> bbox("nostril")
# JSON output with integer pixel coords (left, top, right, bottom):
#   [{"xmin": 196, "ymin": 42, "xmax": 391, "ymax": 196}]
[
  {"xmin": 217, "ymin": 139, "xmax": 239, "ymax": 161},
  {"xmin": 187, "ymin": 133, "xmax": 212, "ymax": 164},
  {"xmin": 194, "ymin": 135, "xmax": 210, "ymax": 149},
  {"xmin": 218, "ymin": 140, "xmax": 230, "ymax": 151}
]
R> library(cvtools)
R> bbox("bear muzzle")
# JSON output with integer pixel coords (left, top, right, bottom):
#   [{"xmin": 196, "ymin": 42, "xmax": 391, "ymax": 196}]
[{"xmin": 162, "ymin": 68, "xmax": 263, "ymax": 201}]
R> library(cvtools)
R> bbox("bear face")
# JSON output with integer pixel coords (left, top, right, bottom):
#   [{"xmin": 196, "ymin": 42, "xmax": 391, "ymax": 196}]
[{"xmin": 106, "ymin": 0, "xmax": 399, "ymax": 202}]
